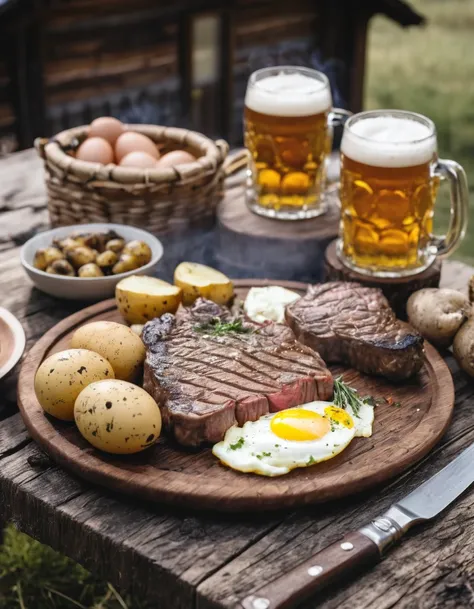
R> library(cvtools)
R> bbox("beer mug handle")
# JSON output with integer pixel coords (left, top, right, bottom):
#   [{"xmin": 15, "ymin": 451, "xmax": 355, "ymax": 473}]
[
  {"xmin": 431, "ymin": 159, "xmax": 469, "ymax": 257},
  {"xmin": 328, "ymin": 108, "xmax": 352, "ymax": 127}
]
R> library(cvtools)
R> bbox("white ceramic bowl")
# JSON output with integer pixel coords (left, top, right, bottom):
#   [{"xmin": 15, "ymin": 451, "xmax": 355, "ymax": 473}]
[{"xmin": 21, "ymin": 223, "xmax": 164, "ymax": 300}]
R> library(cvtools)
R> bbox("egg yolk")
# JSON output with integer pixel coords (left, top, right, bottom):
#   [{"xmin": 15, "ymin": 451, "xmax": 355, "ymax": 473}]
[
  {"xmin": 324, "ymin": 406, "xmax": 354, "ymax": 429},
  {"xmin": 270, "ymin": 409, "xmax": 331, "ymax": 441}
]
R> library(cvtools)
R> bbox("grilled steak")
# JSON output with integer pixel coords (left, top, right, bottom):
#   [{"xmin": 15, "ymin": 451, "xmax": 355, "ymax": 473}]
[
  {"xmin": 286, "ymin": 282, "xmax": 424, "ymax": 381},
  {"xmin": 142, "ymin": 299, "xmax": 333, "ymax": 446}
]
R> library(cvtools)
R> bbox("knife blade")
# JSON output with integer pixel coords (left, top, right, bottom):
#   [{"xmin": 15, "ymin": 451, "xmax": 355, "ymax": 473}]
[{"xmin": 237, "ymin": 442, "xmax": 474, "ymax": 609}]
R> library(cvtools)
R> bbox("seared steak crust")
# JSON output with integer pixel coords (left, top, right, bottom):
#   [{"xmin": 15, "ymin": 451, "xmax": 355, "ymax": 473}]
[
  {"xmin": 285, "ymin": 282, "xmax": 424, "ymax": 381},
  {"xmin": 142, "ymin": 299, "xmax": 333, "ymax": 446}
]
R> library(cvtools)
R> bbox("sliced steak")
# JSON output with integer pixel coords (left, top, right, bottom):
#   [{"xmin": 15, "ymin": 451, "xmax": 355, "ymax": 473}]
[
  {"xmin": 285, "ymin": 282, "xmax": 424, "ymax": 381},
  {"xmin": 142, "ymin": 298, "xmax": 333, "ymax": 446}
]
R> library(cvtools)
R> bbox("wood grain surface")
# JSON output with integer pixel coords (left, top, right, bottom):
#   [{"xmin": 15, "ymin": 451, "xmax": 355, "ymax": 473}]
[
  {"xmin": 2, "ymin": 148, "xmax": 474, "ymax": 609},
  {"xmin": 17, "ymin": 280, "xmax": 454, "ymax": 512}
]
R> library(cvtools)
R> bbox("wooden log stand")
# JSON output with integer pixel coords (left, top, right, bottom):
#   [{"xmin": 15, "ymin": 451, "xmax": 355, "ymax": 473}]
[
  {"xmin": 216, "ymin": 184, "xmax": 340, "ymax": 282},
  {"xmin": 323, "ymin": 239, "xmax": 442, "ymax": 319}
]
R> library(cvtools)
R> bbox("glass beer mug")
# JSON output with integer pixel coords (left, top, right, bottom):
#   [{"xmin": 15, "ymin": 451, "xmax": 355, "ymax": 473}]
[
  {"xmin": 338, "ymin": 109, "xmax": 469, "ymax": 277},
  {"xmin": 244, "ymin": 66, "xmax": 350, "ymax": 220}
]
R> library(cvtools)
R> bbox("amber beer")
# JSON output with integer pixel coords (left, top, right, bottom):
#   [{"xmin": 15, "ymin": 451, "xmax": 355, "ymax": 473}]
[
  {"xmin": 339, "ymin": 110, "xmax": 469, "ymax": 277},
  {"xmin": 244, "ymin": 67, "xmax": 333, "ymax": 219}
]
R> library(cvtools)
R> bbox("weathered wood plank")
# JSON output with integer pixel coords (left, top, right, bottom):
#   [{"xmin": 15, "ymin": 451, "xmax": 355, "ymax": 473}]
[
  {"xmin": 0, "ymin": 436, "xmax": 284, "ymax": 608},
  {"xmin": 196, "ymin": 355, "xmax": 474, "ymax": 609}
]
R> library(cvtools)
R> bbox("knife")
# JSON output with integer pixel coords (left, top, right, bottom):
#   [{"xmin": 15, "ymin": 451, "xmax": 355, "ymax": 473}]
[{"xmin": 237, "ymin": 442, "xmax": 474, "ymax": 609}]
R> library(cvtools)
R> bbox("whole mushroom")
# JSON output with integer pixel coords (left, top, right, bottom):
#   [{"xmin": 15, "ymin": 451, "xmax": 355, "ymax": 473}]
[{"xmin": 407, "ymin": 288, "xmax": 471, "ymax": 348}]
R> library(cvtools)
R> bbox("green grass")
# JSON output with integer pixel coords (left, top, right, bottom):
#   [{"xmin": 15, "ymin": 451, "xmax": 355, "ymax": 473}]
[
  {"xmin": 365, "ymin": 0, "xmax": 474, "ymax": 263},
  {"xmin": 0, "ymin": 525, "xmax": 148, "ymax": 609}
]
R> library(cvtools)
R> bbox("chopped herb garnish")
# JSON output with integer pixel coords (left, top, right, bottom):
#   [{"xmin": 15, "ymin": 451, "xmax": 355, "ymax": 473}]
[
  {"xmin": 229, "ymin": 437, "xmax": 245, "ymax": 450},
  {"xmin": 274, "ymin": 444, "xmax": 280, "ymax": 448},
  {"xmin": 392, "ymin": 401, "xmax": 401, "ymax": 408},
  {"xmin": 333, "ymin": 376, "xmax": 389, "ymax": 418},
  {"xmin": 307, "ymin": 456, "xmax": 316, "ymax": 465},
  {"xmin": 194, "ymin": 317, "xmax": 253, "ymax": 336},
  {"xmin": 256, "ymin": 451, "xmax": 271, "ymax": 460}
]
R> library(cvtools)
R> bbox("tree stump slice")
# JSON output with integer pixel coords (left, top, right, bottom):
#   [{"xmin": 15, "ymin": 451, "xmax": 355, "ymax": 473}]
[
  {"xmin": 324, "ymin": 239, "xmax": 442, "ymax": 319},
  {"xmin": 216, "ymin": 185, "xmax": 340, "ymax": 282}
]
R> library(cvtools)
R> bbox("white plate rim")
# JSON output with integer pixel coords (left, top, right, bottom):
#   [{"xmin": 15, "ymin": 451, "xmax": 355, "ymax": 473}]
[{"xmin": 0, "ymin": 307, "xmax": 26, "ymax": 379}]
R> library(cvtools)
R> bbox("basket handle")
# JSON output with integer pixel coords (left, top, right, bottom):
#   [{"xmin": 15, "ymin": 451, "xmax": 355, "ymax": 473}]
[
  {"xmin": 223, "ymin": 148, "xmax": 249, "ymax": 177},
  {"xmin": 35, "ymin": 137, "xmax": 50, "ymax": 160}
]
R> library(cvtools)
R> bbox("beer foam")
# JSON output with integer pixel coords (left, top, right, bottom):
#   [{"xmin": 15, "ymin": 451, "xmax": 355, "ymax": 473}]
[
  {"xmin": 245, "ymin": 72, "xmax": 332, "ymax": 117},
  {"xmin": 341, "ymin": 116, "xmax": 436, "ymax": 167}
]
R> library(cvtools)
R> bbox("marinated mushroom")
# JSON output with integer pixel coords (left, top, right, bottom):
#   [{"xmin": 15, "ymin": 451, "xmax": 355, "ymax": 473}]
[
  {"xmin": 96, "ymin": 250, "xmax": 119, "ymax": 272},
  {"xmin": 45, "ymin": 259, "xmax": 75, "ymax": 276},
  {"xmin": 112, "ymin": 254, "xmax": 141, "ymax": 275},
  {"xmin": 66, "ymin": 246, "xmax": 97, "ymax": 269},
  {"xmin": 106, "ymin": 238, "xmax": 125, "ymax": 253},
  {"xmin": 78, "ymin": 263, "xmax": 104, "ymax": 278},
  {"xmin": 122, "ymin": 240, "xmax": 152, "ymax": 266}
]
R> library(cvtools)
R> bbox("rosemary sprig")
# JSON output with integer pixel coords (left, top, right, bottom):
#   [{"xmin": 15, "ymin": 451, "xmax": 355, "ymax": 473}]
[
  {"xmin": 194, "ymin": 317, "xmax": 253, "ymax": 336},
  {"xmin": 333, "ymin": 376, "xmax": 365, "ymax": 418}
]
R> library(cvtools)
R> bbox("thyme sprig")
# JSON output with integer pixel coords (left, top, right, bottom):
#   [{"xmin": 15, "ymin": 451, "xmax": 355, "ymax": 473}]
[{"xmin": 194, "ymin": 317, "xmax": 253, "ymax": 336}]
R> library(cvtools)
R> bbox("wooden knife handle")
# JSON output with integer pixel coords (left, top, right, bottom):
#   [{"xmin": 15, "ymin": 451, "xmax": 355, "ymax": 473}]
[{"xmin": 237, "ymin": 531, "xmax": 380, "ymax": 609}]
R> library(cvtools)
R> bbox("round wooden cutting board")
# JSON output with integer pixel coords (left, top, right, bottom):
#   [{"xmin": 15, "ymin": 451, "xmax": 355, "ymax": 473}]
[{"xmin": 18, "ymin": 280, "xmax": 455, "ymax": 512}]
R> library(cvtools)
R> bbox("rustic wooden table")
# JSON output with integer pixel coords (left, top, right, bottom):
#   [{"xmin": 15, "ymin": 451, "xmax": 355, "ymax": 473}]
[{"xmin": 1, "ymin": 149, "xmax": 474, "ymax": 609}]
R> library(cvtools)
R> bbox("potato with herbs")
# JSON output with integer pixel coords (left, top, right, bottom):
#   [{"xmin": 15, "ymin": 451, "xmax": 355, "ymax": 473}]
[
  {"xmin": 407, "ymin": 288, "xmax": 471, "ymax": 348},
  {"xmin": 78, "ymin": 263, "xmax": 104, "ymax": 278},
  {"xmin": 122, "ymin": 240, "xmax": 152, "ymax": 266},
  {"xmin": 96, "ymin": 250, "xmax": 118, "ymax": 273},
  {"xmin": 46, "ymin": 259, "xmax": 75, "ymax": 276},
  {"xmin": 174, "ymin": 262, "xmax": 233, "ymax": 306},
  {"xmin": 74, "ymin": 379, "xmax": 161, "ymax": 454},
  {"xmin": 34, "ymin": 349, "xmax": 114, "ymax": 421},
  {"xmin": 106, "ymin": 238, "xmax": 125, "ymax": 253},
  {"xmin": 71, "ymin": 320, "xmax": 146, "ymax": 381},
  {"xmin": 34, "ymin": 247, "xmax": 64, "ymax": 271},
  {"xmin": 112, "ymin": 253, "xmax": 141, "ymax": 275},
  {"xmin": 66, "ymin": 246, "xmax": 97, "ymax": 269},
  {"xmin": 116, "ymin": 275, "xmax": 182, "ymax": 324}
]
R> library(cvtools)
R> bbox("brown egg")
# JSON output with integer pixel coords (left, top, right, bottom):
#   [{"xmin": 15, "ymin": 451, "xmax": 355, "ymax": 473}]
[
  {"xmin": 89, "ymin": 117, "xmax": 124, "ymax": 145},
  {"xmin": 120, "ymin": 151, "xmax": 157, "ymax": 169},
  {"xmin": 115, "ymin": 132, "xmax": 160, "ymax": 162},
  {"xmin": 76, "ymin": 137, "xmax": 114, "ymax": 164},
  {"xmin": 156, "ymin": 150, "xmax": 196, "ymax": 169}
]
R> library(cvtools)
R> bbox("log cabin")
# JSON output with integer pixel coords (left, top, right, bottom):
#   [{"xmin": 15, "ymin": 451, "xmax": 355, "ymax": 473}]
[{"xmin": 0, "ymin": 0, "xmax": 424, "ymax": 152}]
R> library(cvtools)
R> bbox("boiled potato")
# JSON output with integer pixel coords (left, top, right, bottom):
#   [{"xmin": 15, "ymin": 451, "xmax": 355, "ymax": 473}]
[
  {"xmin": 46, "ymin": 259, "xmax": 76, "ymax": 276},
  {"xmin": 112, "ymin": 253, "xmax": 141, "ymax": 275},
  {"xmin": 116, "ymin": 275, "xmax": 182, "ymax": 324},
  {"xmin": 74, "ymin": 379, "xmax": 161, "ymax": 454},
  {"xmin": 78, "ymin": 263, "xmax": 104, "ymax": 278},
  {"xmin": 106, "ymin": 238, "xmax": 125, "ymax": 253},
  {"xmin": 66, "ymin": 246, "xmax": 97, "ymax": 269},
  {"xmin": 174, "ymin": 262, "xmax": 233, "ymax": 306},
  {"xmin": 34, "ymin": 247, "xmax": 64, "ymax": 270},
  {"xmin": 34, "ymin": 349, "xmax": 114, "ymax": 421},
  {"xmin": 57, "ymin": 237, "xmax": 82, "ymax": 252},
  {"xmin": 122, "ymin": 240, "xmax": 152, "ymax": 266},
  {"xmin": 71, "ymin": 320, "xmax": 145, "ymax": 381},
  {"xmin": 96, "ymin": 250, "xmax": 118, "ymax": 272}
]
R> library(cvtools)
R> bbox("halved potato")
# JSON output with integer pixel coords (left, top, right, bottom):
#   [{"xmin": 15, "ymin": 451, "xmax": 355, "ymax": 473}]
[
  {"xmin": 116, "ymin": 275, "xmax": 182, "ymax": 324},
  {"xmin": 174, "ymin": 262, "xmax": 233, "ymax": 306}
]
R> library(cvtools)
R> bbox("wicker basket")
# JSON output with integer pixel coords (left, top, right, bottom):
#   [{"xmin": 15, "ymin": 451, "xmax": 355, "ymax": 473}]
[{"xmin": 35, "ymin": 124, "xmax": 229, "ymax": 234}]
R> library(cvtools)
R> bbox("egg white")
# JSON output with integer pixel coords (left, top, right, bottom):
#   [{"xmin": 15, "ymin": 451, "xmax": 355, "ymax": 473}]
[{"xmin": 213, "ymin": 401, "xmax": 359, "ymax": 477}]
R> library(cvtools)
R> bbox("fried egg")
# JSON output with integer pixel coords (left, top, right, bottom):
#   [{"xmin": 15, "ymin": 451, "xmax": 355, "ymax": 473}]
[{"xmin": 212, "ymin": 400, "xmax": 374, "ymax": 477}]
